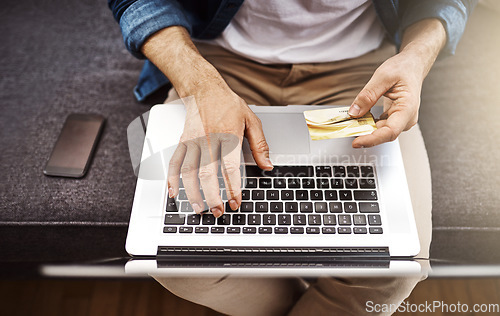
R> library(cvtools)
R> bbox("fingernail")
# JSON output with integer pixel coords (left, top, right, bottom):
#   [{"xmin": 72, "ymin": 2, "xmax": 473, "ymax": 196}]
[
  {"xmin": 212, "ymin": 208, "xmax": 222, "ymax": 218},
  {"xmin": 349, "ymin": 104, "xmax": 361, "ymax": 117},
  {"xmin": 168, "ymin": 187, "xmax": 174, "ymax": 198},
  {"xmin": 192, "ymin": 203, "xmax": 202, "ymax": 214},
  {"xmin": 229, "ymin": 199, "xmax": 238, "ymax": 210},
  {"xmin": 265, "ymin": 158, "xmax": 273, "ymax": 169}
]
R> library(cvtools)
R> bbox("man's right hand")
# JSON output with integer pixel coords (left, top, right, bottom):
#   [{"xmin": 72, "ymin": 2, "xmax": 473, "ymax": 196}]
[{"xmin": 141, "ymin": 26, "xmax": 273, "ymax": 218}]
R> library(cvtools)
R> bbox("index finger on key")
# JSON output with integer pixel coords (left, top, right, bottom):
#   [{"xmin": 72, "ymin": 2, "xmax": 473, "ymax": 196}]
[
  {"xmin": 167, "ymin": 142, "xmax": 187, "ymax": 198},
  {"xmin": 220, "ymin": 133, "xmax": 243, "ymax": 211}
]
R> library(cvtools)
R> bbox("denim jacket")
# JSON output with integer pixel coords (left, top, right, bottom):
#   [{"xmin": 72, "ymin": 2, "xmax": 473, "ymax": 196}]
[{"xmin": 108, "ymin": 0, "xmax": 477, "ymax": 101}]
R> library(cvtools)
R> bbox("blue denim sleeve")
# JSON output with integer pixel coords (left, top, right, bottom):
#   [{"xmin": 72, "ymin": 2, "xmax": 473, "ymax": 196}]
[
  {"xmin": 400, "ymin": 0, "xmax": 477, "ymax": 57},
  {"xmin": 109, "ymin": 0, "xmax": 192, "ymax": 59}
]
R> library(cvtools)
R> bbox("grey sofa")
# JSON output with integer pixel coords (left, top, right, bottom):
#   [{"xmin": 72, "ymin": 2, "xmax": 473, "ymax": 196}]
[{"xmin": 1, "ymin": 0, "xmax": 499, "ymax": 276}]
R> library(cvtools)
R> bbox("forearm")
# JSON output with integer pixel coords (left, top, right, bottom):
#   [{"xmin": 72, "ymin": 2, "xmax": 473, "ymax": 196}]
[
  {"xmin": 141, "ymin": 26, "xmax": 224, "ymax": 97},
  {"xmin": 399, "ymin": 18, "xmax": 447, "ymax": 80}
]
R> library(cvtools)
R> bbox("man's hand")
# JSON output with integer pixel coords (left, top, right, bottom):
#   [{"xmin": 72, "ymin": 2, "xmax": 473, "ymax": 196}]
[
  {"xmin": 348, "ymin": 19, "xmax": 447, "ymax": 148},
  {"xmin": 141, "ymin": 26, "xmax": 272, "ymax": 218}
]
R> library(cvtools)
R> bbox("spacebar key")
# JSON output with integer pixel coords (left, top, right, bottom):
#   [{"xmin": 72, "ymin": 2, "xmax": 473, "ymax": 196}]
[{"xmin": 164, "ymin": 214, "xmax": 186, "ymax": 225}]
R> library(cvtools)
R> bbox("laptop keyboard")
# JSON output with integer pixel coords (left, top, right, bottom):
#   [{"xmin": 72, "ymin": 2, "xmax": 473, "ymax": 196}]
[{"xmin": 164, "ymin": 165, "xmax": 382, "ymax": 235}]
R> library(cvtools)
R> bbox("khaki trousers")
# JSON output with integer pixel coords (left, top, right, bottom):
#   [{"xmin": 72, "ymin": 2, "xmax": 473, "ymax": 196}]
[{"xmin": 155, "ymin": 40, "xmax": 433, "ymax": 316}]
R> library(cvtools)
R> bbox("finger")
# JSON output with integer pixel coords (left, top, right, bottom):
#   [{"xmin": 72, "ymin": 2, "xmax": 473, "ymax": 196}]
[
  {"xmin": 244, "ymin": 115, "xmax": 273, "ymax": 171},
  {"xmin": 349, "ymin": 69, "xmax": 393, "ymax": 118},
  {"xmin": 352, "ymin": 110, "xmax": 410, "ymax": 148},
  {"xmin": 220, "ymin": 133, "xmax": 243, "ymax": 210},
  {"xmin": 198, "ymin": 135, "xmax": 224, "ymax": 217},
  {"xmin": 167, "ymin": 142, "xmax": 187, "ymax": 198},
  {"xmin": 180, "ymin": 142, "xmax": 205, "ymax": 214}
]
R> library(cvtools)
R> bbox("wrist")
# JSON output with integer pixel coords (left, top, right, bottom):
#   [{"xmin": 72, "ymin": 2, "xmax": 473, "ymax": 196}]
[{"xmin": 400, "ymin": 18, "xmax": 447, "ymax": 79}]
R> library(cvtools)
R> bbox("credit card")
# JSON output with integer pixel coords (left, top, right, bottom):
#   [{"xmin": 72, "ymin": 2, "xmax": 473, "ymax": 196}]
[{"xmin": 304, "ymin": 107, "xmax": 377, "ymax": 140}]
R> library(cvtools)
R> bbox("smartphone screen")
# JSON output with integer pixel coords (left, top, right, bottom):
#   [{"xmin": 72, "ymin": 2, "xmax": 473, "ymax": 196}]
[{"xmin": 44, "ymin": 114, "xmax": 105, "ymax": 178}]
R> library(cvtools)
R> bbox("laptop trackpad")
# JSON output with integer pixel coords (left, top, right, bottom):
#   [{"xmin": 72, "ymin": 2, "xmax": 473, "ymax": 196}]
[{"xmin": 251, "ymin": 113, "xmax": 311, "ymax": 155}]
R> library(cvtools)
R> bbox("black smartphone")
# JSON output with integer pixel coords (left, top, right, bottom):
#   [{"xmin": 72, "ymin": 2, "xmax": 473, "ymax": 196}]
[{"xmin": 43, "ymin": 113, "xmax": 105, "ymax": 178}]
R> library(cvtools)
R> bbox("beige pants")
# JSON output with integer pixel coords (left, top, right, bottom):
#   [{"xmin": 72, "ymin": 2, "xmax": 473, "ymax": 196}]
[{"xmin": 156, "ymin": 40, "xmax": 433, "ymax": 316}]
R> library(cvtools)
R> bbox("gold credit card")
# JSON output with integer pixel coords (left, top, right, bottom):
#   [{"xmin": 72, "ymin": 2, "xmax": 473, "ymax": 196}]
[{"xmin": 303, "ymin": 107, "xmax": 377, "ymax": 140}]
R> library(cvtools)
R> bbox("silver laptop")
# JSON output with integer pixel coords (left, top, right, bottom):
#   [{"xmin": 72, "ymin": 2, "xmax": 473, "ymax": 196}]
[{"xmin": 125, "ymin": 103, "xmax": 420, "ymax": 275}]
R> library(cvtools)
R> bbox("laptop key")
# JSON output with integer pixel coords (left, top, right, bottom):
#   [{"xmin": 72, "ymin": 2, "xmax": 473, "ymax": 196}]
[
  {"xmin": 315, "ymin": 166, "xmax": 332, "ymax": 177},
  {"xmin": 217, "ymin": 214, "xmax": 231, "ymax": 225},
  {"xmin": 195, "ymin": 227, "xmax": 209, "ymax": 233},
  {"xmin": 368, "ymin": 215, "xmax": 382, "ymax": 226},
  {"xmin": 296, "ymin": 190, "xmax": 309, "ymax": 200},
  {"xmin": 308, "ymin": 215, "xmax": 321, "ymax": 226},
  {"xmin": 359, "ymin": 202, "xmax": 380, "ymax": 213},
  {"xmin": 187, "ymin": 214, "xmax": 201, "ymax": 225},
  {"xmin": 243, "ymin": 227, "xmax": 257, "ymax": 234},
  {"xmin": 179, "ymin": 227, "xmax": 193, "ymax": 233},
  {"xmin": 353, "ymin": 215, "xmax": 367, "ymax": 226},
  {"xmin": 285, "ymin": 202, "xmax": 298, "ymax": 213},
  {"xmin": 338, "ymin": 215, "xmax": 352, "ymax": 225},
  {"xmin": 345, "ymin": 179, "xmax": 358, "ymax": 189},
  {"xmin": 331, "ymin": 179, "xmax": 343, "ymax": 189},
  {"xmin": 333, "ymin": 166, "xmax": 346, "ymax": 177},
  {"xmin": 233, "ymin": 214, "xmax": 246, "ymax": 225},
  {"xmin": 278, "ymin": 214, "xmax": 291, "ymax": 225},
  {"xmin": 288, "ymin": 178, "xmax": 301, "ymax": 188},
  {"xmin": 293, "ymin": 214, "xmax": 307, "ymax": 225},
  {"xmin": 166, "ymin": 197, "xmax": 179, "ymax": 212},
  {"xmin": 180, "ymin": 201, "xmax": 192, "ymax": 212},
  {"xmin": 338, "ymin": 227, "xmax": 352, "ymax": 234},
  {"xmin": 306, "ymin": 227, "xmax": 320, "ymax": 234},
  {"xmin": 202, "ymin": 214, "xmax": 216, "ymax": 225},
  {"xmin": 178, "ymin": 189, "xmax": 188, "ymax": 200},
  {"xmin": 240, "ymin": 202, "xmax": 254, "ymax": 213},
  {"xmin": 248, "ymin": 214, "xmax": 261, "ymax": 225},
  {"xmin": 325, "ymin": 190, "xmax": 337, "ymax": 200},
  {"xmin": 245, "ymin": 178, "xmax": 257, "ymax": 188},
  {"xmin": 322, "ymin": 227, "xmax": 336, "ymax": 234},
  {"xmin": 259, "ymin": 227, "xmax": 273, "ymax": 234},
  {"xmin": 329, "ymin": 202, "xmax": 343, "ymax": 213},
  {"xmin": 263, "ymin": 214, "xmax": 276, "ymax": 225},
  {"xmin": 252, "ymin": 190, "xmax": 265, "ymax": 200},
  {"xmin": 354, "ymin": 227, "xmax": 368, "ymax": 234},
  {"xmin": 354, "ymin": 190, "xmax": 378, "ymax": 201},
  {"xmin": 316, "ymin": 178, "xmax": 330, "ymax": 188},
  {"xmin": 323, "ymin": 215, "xmax": 336, "ymax": 226},
  {"xmin": 267, "ymin": 190, "xmax": 279, "ymax": 200},
  {"xmin": 165, "ymin": 214, "xmax": 185, "ymax": 225},
  {"xmin": 255, "ymin": 202, "xmax": 269, "ymax": 213},
  {"xmin": 310, "ymin": 190, "xmax": 323, "ymax": 200},
  {"xmin": 346, "ymin": 166, "xmax": 360, "ymax": 177},
  {"xmin": 163, "ymin": 227, "xmax": 177, "ymax": 233},
  {"xmin": 314, "ymin": 202, "xmax": 328, "ymax": 213},
  {"xmin": 275, "ymin": 227, "xmax": 288, "ymax": 234},
  {"xmin": 259, "ymin": 178, "xmax": 272, "ymax": 188},
  {"xmin": 227, "ymin": 227, "xmax": 241, "ymax": 234},
  {"xmin": 211, "ymin": 227, "xmax": 225, "ymax": 234},
  {"xmin": 300, "ymin": 202, "xmax": 313, "ymax": 213},
  {"xmin": 225, "ymin": 201, "xmax": 238, "ymax": 213},
  {"xmin": 291, "ymin": 227, "xmax": 304, "ymax": 234},
  {"xmin": 302, "ymin": 178, "xmax": 315, "ymax": 188},
  {"xmin": 359, "ymin": 178, "xmax": 376, "ymax": 189},
  {"xmin": 270, "ymin": 202, "xmax": 283, "ymax": 213},
  {"xmin": 344, "ymin": 202, "xmax": 358, "ymax": 213},
  {"xmin": 242, "ymin": 190, "xmax": 251, "ymax": 200},
  {"xmin": 339, "ymin": 190, "xmax": 353, "ymax": 200},
  {"xmin": 274, "ymin": 178, "xmax": 286, "ymax": 188},
  {"xmin": 360, "ymin": 166, "xmax": 375, "ymax": 177},
  {"xmin": 369, "ymin": 227, "xmax": 383, "ymax": 234},
  {"xmin": 281, "ymin": 190, "xmax": 294, "ymax": 200}
]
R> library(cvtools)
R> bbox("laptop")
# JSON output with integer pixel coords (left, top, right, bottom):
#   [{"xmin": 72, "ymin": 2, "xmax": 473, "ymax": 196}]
[{"xmin": 124, "ymin": 103, "xmax": 421, "ymax": 276}]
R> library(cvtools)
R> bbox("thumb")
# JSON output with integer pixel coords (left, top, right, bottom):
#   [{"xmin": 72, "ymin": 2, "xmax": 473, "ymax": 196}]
[
  {"xmin": 245, "ymin": 116, "xmax": 273, "ymax": 171},
  {"xmin": 349, "ymin": 71, "xmax": 391, "ymax": 118}
]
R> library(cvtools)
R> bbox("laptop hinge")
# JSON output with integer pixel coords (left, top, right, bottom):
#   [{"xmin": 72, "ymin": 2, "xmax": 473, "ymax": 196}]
[{"xmin": 157, "ymin": 246, "xmax": 389, "ymax": 263}]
